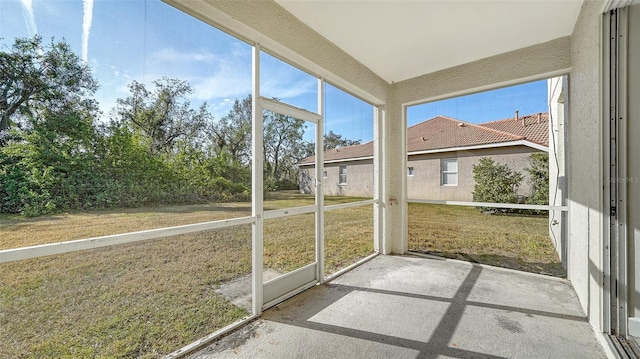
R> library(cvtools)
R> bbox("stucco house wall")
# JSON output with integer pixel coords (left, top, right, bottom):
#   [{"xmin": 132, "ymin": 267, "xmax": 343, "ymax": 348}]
[
  {"xmin": 407, "ymin": 145, "xmax": 541, "ymax": 201},
  {"xmin": 300, "ymin": 159, "xmax": 374, "ymax": 197},
  {"xmin": 301, "ymin": 145, "xmax": 542, "ymax": 201}
]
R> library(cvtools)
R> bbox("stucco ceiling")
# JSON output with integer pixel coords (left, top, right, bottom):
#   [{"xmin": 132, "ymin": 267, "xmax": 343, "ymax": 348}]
[{"xmin": 275, "ymin": 0, "xmax": 584, "ymax": 84}]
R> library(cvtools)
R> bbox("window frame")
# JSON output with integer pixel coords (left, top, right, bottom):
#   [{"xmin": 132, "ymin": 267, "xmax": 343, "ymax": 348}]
[
  {"xmin": 441, "ymin": 158, "xmax": 458, "ymax": 186},
  {"xmin": 407, "ymin": 166, "xmax": 415, "ymax": 176},
  {"xmin": 338, "ymin": 165, "xmax": 347, "ymax": 185}
]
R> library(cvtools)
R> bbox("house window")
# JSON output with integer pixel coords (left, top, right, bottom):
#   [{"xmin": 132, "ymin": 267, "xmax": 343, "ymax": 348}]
[
  {"xmin": 407, "ymin": 167, "xmax": 414, "ymax": 176},
  {"xmin": 339, "ymin": 165, "xmax": 347, "ymax": 185},
  {"xmin": 441, "ymin": 159, "xmax": 458, "ymax": 185},
  {"xmin": 323, "ymin": 170, "xmax": 327, "ymax": 178}
]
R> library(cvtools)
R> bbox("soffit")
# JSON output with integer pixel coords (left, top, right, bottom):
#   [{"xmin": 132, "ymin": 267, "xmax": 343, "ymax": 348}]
[{"xmin": 275, "ymin": 0, "xmax": 583, "ymax": 83}]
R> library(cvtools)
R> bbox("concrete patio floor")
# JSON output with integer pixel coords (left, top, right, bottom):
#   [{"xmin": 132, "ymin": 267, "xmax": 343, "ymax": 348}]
[{"xmin": 190, "ymin": 254, "xmax": 608, "ymax": 359}]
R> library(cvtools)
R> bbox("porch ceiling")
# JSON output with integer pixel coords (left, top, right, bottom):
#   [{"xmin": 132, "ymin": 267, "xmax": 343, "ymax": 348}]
[{"xmin": 275, "ymin": 0, "xmax": 584, "ymax": 83}]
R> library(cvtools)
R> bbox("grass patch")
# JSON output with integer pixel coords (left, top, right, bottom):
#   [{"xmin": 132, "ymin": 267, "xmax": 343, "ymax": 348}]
[
  {"xmin": 0, "ymin": 226, "xmax": 252, "ymax": 358},
  {"xmin": 325, "ymin": 205, "xmax": 375, "ymax": 275},
  {"xmin": 0, "ymin": 194, "xmax": 562, "ymax": 357},
  {"xmin": 408, "ymin": 202, "xmax": 565, "ymax": 277},
  {"xmin": 0, "ymin": 192, "xmax": 375, "ymax": 358}
]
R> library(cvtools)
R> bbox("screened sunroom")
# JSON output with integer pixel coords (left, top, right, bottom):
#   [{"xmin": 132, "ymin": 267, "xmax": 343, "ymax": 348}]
[{"xmin": 1, "ymin": 0, "xmax": 639, "ymax": 358}]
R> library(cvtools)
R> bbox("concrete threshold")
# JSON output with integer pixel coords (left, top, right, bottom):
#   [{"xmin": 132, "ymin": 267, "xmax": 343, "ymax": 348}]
[{"xmin": 190, "ymin": 255, "xmax": 608, "ymax": 359}]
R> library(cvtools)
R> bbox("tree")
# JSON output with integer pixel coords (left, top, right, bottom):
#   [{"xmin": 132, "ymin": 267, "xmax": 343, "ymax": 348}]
[
  {"xmin": 525, "ymin": 152, "xmax": 549, "ymax": 205},
  {"xmin": 0, "ymin": 36, "xmax": 101, "ymax": 215},
  {"xmin": 115, "ymin": 77, "xmax": 208, "ymax": 155},
  {"xmin": 303, "ymin": 130, "xmax": 361, "ymax": 157},
  {"xmin": 207, "ymin": 95, "xmax": 252, "ymax": 164},
  {"xmin": 472, "ymin": 157, "xmax": 524, "ymax": 208},
  {"xmin": 263, "ymin": 109, "xmax": 306, "ymax": 183},
  {"xmin": 0, "ymin": 102, "xmax": 104, "ymax": 215},
  {"xmin": 0, "ymin": 36, "xmax": 98, "ymax": 137},
  {"xmin": 324, "ymin": 130, "xmax": 361, "ymax": 150}
]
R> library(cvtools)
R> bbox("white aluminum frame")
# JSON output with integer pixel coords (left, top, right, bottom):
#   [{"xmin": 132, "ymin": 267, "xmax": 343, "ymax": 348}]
[
  {"xmin": 254, "ymin": 50, "xmax": 329, "ymax": 311},
  {"xmin": 251, "ymin": 44, "xmax": 265, "ymax": 315},
  {"xmin": 408, "ymin": 199, "xmax": 568, "ymax": 212},
  {"xmin": 374, "ymin": 106, "xmax": 384, "ymax": 253},
  {"xmin": 316, "ymin": 78, "xmax": 326, "ymax": 283},
  {"xmin": 0, "ymin": 216, "xmax": 254, "ymax": 264},
  {"xmin": 259, "ymin": 96, "xmax": 321, "ymax": 124}
]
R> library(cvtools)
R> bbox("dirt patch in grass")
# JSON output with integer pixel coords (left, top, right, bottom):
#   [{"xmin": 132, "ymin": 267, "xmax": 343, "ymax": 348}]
[{"xmin": 408, "ymin": 202, "xmax": 565, "ymax": 277}]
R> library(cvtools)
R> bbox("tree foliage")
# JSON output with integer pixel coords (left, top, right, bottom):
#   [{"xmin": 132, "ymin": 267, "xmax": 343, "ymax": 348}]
[
  {"xmin": 303, "ymin": 130, "xmax": 362, "ymax": 158},
  {"xmin": 0, "ymin": 35, "xmax": 98, "ymax": 138},
  {"xmin": 263, "ymin": 109, "xmax": 306, "ymax": 184},
  {"xmin": 323, "ymin": 130, "xmax": 361, "ymax": 150},
  {"xmin": 472, "ymin": 157, "xmax": 524, "ymax": 206},
  {"xmin": 115, "ymin": 77, "xmax": 207, "ymax": 155},
  {"xmin": 525, "ymin": 152, "xmax": 549, "ymax": 205},
  {"xmin": 0, "ymin": 37, "xmax": 359, "ymax": 216},
  {"xmin": 207, "ymin": 96, "xmax": 252, "ymax": 164}
]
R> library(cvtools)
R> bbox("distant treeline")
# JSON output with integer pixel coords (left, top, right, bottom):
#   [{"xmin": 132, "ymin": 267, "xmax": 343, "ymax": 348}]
[{"xmin": 0, "ymin": 36, "xmax": 359, "ymax": 216}]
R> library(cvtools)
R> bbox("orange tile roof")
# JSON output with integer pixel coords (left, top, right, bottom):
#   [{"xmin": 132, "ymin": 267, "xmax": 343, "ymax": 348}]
[
  {"xmin": 480, "ymin": 112, "xmax": 549, "ymax": 146},
  {"xmin": 299, "ymin": 112, "xmax": 548, "ymax": 165},
  {"xmin": 406, "ymin": 115, "xmax": 523, "ymax": 152}
]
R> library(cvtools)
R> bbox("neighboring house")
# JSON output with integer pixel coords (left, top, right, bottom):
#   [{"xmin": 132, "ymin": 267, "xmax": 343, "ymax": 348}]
[{"xmin": 299, "ymin": 112, "xmax": 549, "ymax": 201}]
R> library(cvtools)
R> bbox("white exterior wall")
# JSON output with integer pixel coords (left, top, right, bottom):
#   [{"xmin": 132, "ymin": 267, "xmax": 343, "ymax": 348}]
[
  {"xmin": 548, "ymin": 76, "xmax": 568, "ymax": 266},
  {"xmin": 567, "ymin": 0, "xmax": 604, "ymax": 331}
]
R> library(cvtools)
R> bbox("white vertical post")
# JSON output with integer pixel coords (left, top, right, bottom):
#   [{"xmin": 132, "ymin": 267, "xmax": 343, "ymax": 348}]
[
  {"xmin": 400, "ymin": 105, "xmax": 408, "ymax": 253},
  {"xmin": 252, "ymin": 45, "xmax": 264, "ymax": 315},
  {"xmin": 616, "ymin": 6, "xmax": 629, "ymax": 337},
  {"xmin": 316, "ymin": 78, "xmax": 325, "ymax": 283},
  {"xmin": 373, "ymin": 106, "xmax": 384, "ymax": 253}
]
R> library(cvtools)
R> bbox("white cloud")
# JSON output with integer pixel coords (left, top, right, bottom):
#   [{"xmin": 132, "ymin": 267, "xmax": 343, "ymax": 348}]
[
  {"xmin": 82, "ymin": 0, "xmax": 94, "ymax": 63},
  {"xmin": 191, "ymin": 69, "xmax": 251, "ymax": 100},
  {"xmin": 209, "ymin": 98, "xmax": 237, "ymax": 119},
  {"xmin": 98, "ymin": 45, "xmax": 315, "ymax": 119},
  {"xmin": 144, "ymin": 47, "xmax": 252, "ymax": 101},
  {"xmin": 19, "ymin": 0, "xmax": 37, "ymax": 36},
  {"xmin": 150, "ymin": 48, "xmax": 220, "ymax": 63},
  {"xmin": 261, "ymin": 77, "xmax": 316, "ymax": 99}
]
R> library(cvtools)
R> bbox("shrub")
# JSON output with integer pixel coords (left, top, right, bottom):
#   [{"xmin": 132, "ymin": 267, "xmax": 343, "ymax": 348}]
[
  {"xmin": 525, "ymin": 152, "xmax": 549, "ymax": 205},
  {"xmin": 472, "ymin": 157, "xmax": 523, "ymax": 211}
]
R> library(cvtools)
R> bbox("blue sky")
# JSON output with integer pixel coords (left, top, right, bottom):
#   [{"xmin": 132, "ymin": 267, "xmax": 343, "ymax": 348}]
[
  {"xmin": 1, "ymin": 0, "xmax": 547, "ymax": 144},
  {"xmin": 407, "ymin": 80, "xmax": 548, "ymax": 126}
]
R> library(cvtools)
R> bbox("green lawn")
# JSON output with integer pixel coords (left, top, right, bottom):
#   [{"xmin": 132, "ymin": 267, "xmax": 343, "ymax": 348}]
[
  {"xmin": 0, "ymin": 192, "xmax": 373, "ymax": 358},
  {"xmin": 0, "ymin": 193, "xmax": 561, "ymax": 357},
  {"xmin": 408, "ymin": 202, "xmax": 565, "ymax": 277}
]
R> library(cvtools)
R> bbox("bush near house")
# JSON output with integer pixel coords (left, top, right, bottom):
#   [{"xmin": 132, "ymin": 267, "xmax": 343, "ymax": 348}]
[
  {"xmin": 525, "ymin": 152, "xmax": 549, "ymax": 205},
  {"xmin": 472, "ymin": 157, "xmax": 524, "ymax": 208},
  {"xmin": 472, "ymin": 154, "xmax": 550, "ymax": 213}
]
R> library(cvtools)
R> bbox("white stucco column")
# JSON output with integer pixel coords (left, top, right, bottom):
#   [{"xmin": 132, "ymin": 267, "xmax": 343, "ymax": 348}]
[{"xmin": 381, "ymin": 92, "xmax": 408, "ymax": 254}]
